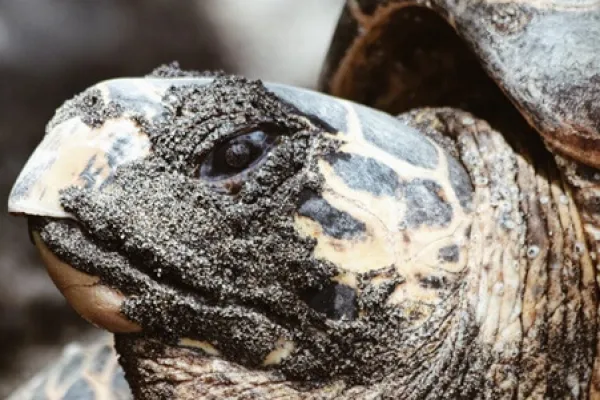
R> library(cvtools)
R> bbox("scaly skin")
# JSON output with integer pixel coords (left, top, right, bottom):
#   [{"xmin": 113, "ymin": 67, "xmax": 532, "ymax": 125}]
[{"xmin": 111, "ymin": 108, "xmax": 599, "ymax": 399}]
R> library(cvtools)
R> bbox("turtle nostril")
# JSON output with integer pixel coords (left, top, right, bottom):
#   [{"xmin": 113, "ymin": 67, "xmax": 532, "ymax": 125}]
[{"xmin": 302, "ymin": 282, "xmax": 358, "ymax": 320}]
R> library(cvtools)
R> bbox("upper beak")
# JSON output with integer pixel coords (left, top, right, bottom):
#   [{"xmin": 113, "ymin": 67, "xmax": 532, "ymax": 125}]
[
  {"xmin": 5, "ymin": 77, "xmax": 191, "ymax": 219},
  {"xmin": 7, "ymin": 75, "xmax": 360, "ymax": 220},
  {"xmin": 6, "ymin": 78, "xmax": 173, "ymax": 334},
  {"xmin": 8, "ymin": 116, "xmax": 151, "ymax": 219}
]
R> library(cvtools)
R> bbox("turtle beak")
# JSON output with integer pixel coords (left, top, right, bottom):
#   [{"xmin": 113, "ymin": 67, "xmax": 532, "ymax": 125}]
[
  {"xmin": 8, "ymin": 115, "xmax": 151, "ymax": 219},
  {"xmin": 7, "ymin": 76, "xmax": 224, "ymax": 334},
  {"xmin": 7, "ymin": 96, "xmax": 152, "ymax": 334},
  {"xmin": 8, "ymin": 76, "xmax": 220, "ymax": 218}
]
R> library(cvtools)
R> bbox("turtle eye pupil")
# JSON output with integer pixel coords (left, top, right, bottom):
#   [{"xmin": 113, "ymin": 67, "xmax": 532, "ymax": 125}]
[
  {"xmin": 199, "ymin": 127, "xmax": 277, "ymax": 181},
  {"xmin": 225, "ymin": 143, "xmax": 251, "ymax": 169}
]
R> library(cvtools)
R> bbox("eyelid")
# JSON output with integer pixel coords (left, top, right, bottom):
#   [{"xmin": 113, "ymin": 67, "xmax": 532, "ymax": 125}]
[
  {"xmin": 196, "ymin": 122, "xmax": 282, "ymax": 162},
  {"xmin": 197, "ymin": 124, "xmax": 281, "ymax": 182}
]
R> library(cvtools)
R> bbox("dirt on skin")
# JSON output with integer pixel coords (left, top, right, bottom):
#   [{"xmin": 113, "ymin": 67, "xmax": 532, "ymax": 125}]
[
  {"xmin": 25, "ymin": 64, "xmax": 594, "ymax": 398},
  {"xmin": 34, "ymin": 70, "xmax": 362, "ymax": 383},
  {"xmin": 32, "ymin": 68, "xmax": 479, "ymax": 394}
]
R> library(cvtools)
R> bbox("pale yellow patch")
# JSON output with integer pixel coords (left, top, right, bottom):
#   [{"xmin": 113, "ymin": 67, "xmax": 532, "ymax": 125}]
[
  {"xmin": 295, "ymin": 119, "xmax": 473, "ymax": 310},
  {"xmin": 332, "ymin": 272, "xmax": 358, "ymax": 288},
  {"xmin": 178, "ymin": 338, "xmax": 221, "ymax": 356},
  {"xmin": 263, "ymin": 339, "xmax": 296, "ymax": 366},
  {"xmin": 8, "ymin": 117, "xmax": 150, "ymax": 219}
]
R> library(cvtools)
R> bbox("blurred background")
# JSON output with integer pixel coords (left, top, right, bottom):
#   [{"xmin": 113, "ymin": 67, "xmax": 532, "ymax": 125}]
[{"xmin": 0, "ymin": 0, "xmax": 344, "ymax": 395}]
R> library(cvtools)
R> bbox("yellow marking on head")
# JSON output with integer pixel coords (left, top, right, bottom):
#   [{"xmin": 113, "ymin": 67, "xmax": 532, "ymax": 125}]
[
  {"xmin": 178, "ymin": 338, "xmax": 221, "ymax": 356},
  {"xmin": 295, "ymin": 207, "xmax": 395, "ymax": 275},
  {"xmin": 263, "ymin": 339, "xmax": 296, "ymax": 366},
  {"xmin": 332, "ymin": 272, "xmax": 358, "ymax": 288},
  {"xmin": 295, "ymin": 126, "xmax": 473, "ymax": 312},
  {"xmin": 9, "ymin": 117, "xmax": 150, "ymax": 219}
]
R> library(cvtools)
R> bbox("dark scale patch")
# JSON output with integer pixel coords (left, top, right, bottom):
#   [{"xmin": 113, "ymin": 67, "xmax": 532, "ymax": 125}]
[
  {"xmin": 302, "ymin": 282, "xmax": 358, "ymax": 320},
  {"xmin": 269, "ymin": 85, "xmax": 348, "ymax": 133},
  {"xmin": 399, "ymin": 179, "xmax": 453, "ymax": 228},
  {"xmin": 418, "ymin": 274, "xmax": 448, "ymax": 290},
  {"xmin": 447, "ymin": 156, "xmax": 474, "ymax": 209},
  {"xmin": 356, "ymin": 104, "xmax": 438, "ymax": 169},
  {"xmin": 324, "ymin": 151, "xmax": 399, "ymax": 196},
  {"xmin": 394, "ymin": 110, "xmax": 474, "ymax": 210},
  {"xmin": 438, "ymin": 245, "xmax": 460, "ymax": 263},
  {"xmin": 297, "ymin": 189, "xmax": 366, "ymax": 239}
]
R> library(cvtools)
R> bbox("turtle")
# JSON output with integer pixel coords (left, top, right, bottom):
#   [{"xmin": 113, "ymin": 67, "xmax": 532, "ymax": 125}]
[{"xmin": 6, "ymin": 0, "xmax": 600, "ymax": 398}]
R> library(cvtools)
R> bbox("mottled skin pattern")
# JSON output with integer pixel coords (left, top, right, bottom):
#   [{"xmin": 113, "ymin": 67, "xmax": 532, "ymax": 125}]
[
  {"xmin": 320, "ymin": 0, "xmax": 600, "ymax": 398},
  {"xmin": 9, "ymin": 1, "xmax": 600, "ymax": 399}
]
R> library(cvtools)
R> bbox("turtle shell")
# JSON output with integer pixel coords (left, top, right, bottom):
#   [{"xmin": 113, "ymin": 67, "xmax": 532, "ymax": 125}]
[{"xmin": 320, "ymin": 0, "xmax": 600, "ymax": 168}]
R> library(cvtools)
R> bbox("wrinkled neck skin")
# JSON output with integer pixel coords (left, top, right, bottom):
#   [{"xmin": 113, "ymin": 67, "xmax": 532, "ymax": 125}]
[
  {"xmin": 115, "ymin": 335, "xmax": 357, "ymax": 399},
  {"xmin": 113, "ymin": 109, "xmax": 598, "ymax": 399}
]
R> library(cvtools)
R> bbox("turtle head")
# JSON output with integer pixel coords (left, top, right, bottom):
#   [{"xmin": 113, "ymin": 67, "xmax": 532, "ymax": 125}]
[{"xmin": 9, "ymin": 73, "xmax": 474, "ymax": 387}]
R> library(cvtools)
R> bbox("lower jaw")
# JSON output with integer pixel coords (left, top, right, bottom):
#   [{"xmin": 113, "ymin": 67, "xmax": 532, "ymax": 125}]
[{"xmin": 31, "ymin": 231, "xmax": 141, "ymax": 333}]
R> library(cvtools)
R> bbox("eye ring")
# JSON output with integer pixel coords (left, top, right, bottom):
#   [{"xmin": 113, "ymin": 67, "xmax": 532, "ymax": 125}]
[{"xmin": 198, "ymin": 124, "xmax": 280, "ymax": 182}]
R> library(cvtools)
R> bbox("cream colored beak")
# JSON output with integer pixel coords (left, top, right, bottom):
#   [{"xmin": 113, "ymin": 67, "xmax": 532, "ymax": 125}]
[
  {"xmin": 9, "ymin": 110, "xmax": 148, "ymax": 333},
  {"xmin": 8, "ymin": 76, "xmax": 218, "ymax": 218},
  {"xmin": 5, "ymin": 78, "xmax": 177, "ymax": 333},
  {"xmin": 8, "ymin": 113, "xmax": 151, "ymax": 219}
]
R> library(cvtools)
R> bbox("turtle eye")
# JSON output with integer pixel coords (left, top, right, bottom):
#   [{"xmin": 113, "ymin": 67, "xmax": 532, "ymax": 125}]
[{"xmin": 199, "ymin": 127, "xmax": 277, "ymax": 181}]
